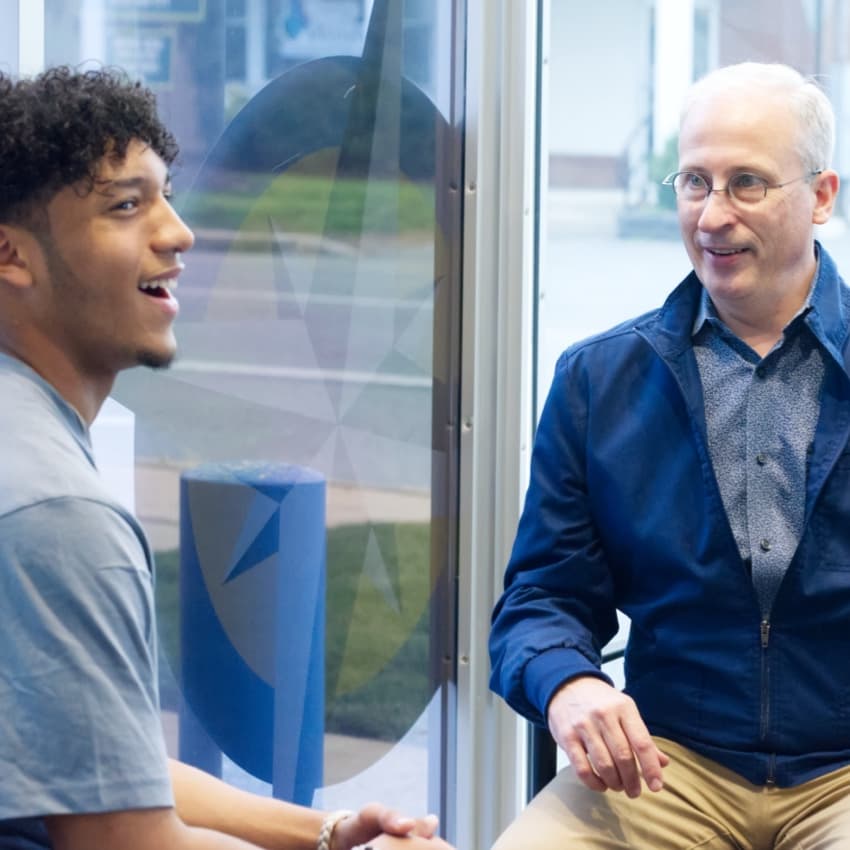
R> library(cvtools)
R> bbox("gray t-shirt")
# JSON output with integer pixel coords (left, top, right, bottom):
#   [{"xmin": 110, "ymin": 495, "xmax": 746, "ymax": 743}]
[{"xmin": 0, "ymin": 354, "xmax": 172, "ymax": 847}]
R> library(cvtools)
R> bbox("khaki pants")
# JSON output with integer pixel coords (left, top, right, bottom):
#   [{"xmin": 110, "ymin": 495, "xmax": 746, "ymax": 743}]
[{"xmin": 492, "ymin": 738, "xmax": 850, "ymax": 850}]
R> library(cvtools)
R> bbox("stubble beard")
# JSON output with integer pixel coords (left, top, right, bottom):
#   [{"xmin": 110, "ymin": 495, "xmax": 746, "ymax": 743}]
[
  {"xmin": 139, "ymin": 349, "xmax": 175, "ymax": 370},
  {"xmin": 38, "ymin": 230, "xmax": 178, "ymax": 374}
]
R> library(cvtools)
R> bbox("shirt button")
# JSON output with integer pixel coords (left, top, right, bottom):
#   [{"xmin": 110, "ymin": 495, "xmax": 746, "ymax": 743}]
[
  {"xmin": 760, "ymin": 538, "xmax": 772, "ymax": 552},
  {"xmin": 756, "ymin": 453, "xmax": 767, "ymax": 466},
  {"xmin": 755, "ymin": 366, "xmax": 766, "ymax": 379}
]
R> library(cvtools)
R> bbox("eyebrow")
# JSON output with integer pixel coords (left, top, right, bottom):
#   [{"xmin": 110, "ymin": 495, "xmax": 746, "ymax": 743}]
[
  {"xmin": 96, "ymin": 174, "xmax": 173, "ymax": 195},
  {"xmin": 680, "ymin": 163, "xmax": 767, "ymax": 174}
]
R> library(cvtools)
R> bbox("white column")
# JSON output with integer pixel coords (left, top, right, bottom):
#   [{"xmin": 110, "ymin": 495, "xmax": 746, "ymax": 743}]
[
  {"xmin": 80, "ymin": 0, "xmax": 107, "ymax": 68},
  {"xmin": 653, "ymin": 0, "xmax": 694, "ymax": 154},
  {"xmin": 455, "ymin": 0, "xmax": 540, "ymax": 846},
  {"xmin": 91, "ymin": 397, "xmax": 136, "ymax": 513},
  {"xmin": 17, "ymin": 0, "xmax": 44, "ymax": 76}
]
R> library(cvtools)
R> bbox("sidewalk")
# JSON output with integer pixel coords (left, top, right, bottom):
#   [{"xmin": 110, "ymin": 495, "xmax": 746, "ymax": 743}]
[{"xmin": 136, "ymin": 460, "xmax": 431, "ymax": 551}]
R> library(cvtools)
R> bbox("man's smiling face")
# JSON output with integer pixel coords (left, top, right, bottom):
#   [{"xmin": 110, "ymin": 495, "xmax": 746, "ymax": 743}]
[
  {"xmin": 676, "ymin": 91, "xmax": 833, "ymax": 325},
  {"xmin": 28, "ymin": 139, "xmax": 194, "ymax": 381}
]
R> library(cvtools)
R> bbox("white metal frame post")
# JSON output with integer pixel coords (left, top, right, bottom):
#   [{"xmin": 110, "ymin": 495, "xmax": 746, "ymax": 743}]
[
  {"xmin": 454, "ymin": 0, "xmax": 540, "ymax": 846},
  {"xmin": 653, "ymin": 0, "xmax": 695, "ymax": 154}
]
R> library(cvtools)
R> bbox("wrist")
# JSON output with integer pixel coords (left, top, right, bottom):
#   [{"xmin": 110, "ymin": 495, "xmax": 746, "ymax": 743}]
[{"xmin": 317, "ymin": 809, "xmax": 353, "ymax": 850}]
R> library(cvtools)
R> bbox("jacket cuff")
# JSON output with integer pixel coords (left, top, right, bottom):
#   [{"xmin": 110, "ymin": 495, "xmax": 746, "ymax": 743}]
[{"xmin": 523, "ymin": 647, "xmax": 614, "ymax": 723}]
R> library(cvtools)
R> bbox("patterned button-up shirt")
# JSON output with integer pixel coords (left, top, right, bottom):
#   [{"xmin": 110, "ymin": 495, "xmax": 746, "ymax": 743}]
[{"xmin": 692, "ymin": 263, "xmax": 825, "ymax": 615}]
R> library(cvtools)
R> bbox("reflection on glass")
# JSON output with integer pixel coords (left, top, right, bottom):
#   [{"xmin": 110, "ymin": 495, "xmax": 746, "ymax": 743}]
[{"xmin": 45, "ymin": 0, "xmax": 458, "ymax": 823}]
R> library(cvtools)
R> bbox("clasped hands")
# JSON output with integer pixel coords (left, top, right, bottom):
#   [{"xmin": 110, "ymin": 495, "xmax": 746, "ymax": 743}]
[
  {"xmin": 331, "ymin": 804, "xmax": 454, "ymax": 850},
  {"xmin": 328, "ymin": 677, "xmax": 660, "ymax": 847},
  {"xmin": 547, "ymin": 675, "xmax": 670, "ymax": 798}
]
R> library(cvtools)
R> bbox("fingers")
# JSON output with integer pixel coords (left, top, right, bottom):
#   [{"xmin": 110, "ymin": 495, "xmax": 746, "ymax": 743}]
[
  {"xmin": 620, "ymin": 712, "xmax": 666, "ymax": 793},
  {"xmin": 566, "ymin": 716, "xmax": 638, "ymax": 795},
  {"xmin": 370, "ymin": 835, "xmax": 455, "ymax": 850},
  {"xmin": 596, "ymin": 722, "xmax": 640, "ymax": 796},
  {"xmin": 582, "ymin": 713, "xmax": 667, "ymax": 796},
  {"xmin": 561, "ymin": 735, "xmax": 608, "ymax": 793},
  {"xmin": 368, "ymin": 803, "xmax": 417, "ymax": 836},
  {"xmin": 410, "ymin": 814, "xmax": 439, "ymax": 837},
  {"xmin": 336, "ymin": 804, "xmax": 441, "ymax": 850},
  {"xmin": 548, "ymin": 676, "xmax": 669, "ymax": 797},
  {"xmin": 375, "ymin": 810, "xmax": 438, "ymax": 838}
]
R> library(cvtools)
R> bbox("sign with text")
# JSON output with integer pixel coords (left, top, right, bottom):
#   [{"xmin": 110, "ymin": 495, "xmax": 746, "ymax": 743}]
[
  {"xmin": 107, "ymin": 26, "xmax": 175, "ymax": 86},
  {"xmin": 108, "ymin": 0, "xmax": 206, "ymax": 23}
]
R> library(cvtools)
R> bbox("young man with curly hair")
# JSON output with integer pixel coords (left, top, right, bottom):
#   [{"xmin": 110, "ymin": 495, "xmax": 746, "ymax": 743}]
[{"xmin": 0, "ymin": 67, "xmax": 453, "ymax": 850}]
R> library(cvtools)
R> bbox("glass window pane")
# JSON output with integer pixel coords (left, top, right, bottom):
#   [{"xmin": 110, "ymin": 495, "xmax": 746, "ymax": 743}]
[
  {"xmin": 225, "ymin": 23, "xmax": 246, "ymax": 80},
  {"xmin": 0, "ymin": 0, "xmax": 20, "ymax": 71},
  {"xmin": 43, "ymin": 0, "xmax": 461, "ymax": 829}
]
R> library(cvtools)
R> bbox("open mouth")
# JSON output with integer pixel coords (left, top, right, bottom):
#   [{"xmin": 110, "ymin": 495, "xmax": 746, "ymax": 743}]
[{"xmin": 138, "ymin": 278, "xmax": 177, "ymax": 299}]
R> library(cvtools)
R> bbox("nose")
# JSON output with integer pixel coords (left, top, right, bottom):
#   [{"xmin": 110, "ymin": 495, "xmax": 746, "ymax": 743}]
[
  {"xmin": 696, "ymin": 188, "xmax": 737, "ymax": 232},
  {"xmin": 153, "ymin": 197, "xmax": 195, "ymax": 255}
]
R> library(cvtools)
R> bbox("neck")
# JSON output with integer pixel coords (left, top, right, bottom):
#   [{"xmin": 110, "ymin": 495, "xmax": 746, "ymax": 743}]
[
  {"xmin": 721, "ymin": 322, "xmax": 784, "ymax": 357},
  {"xmin": 713, "ymin": 271, "xmax": 816, "ymax": 358},
  {"xmin": 0, "ymin": 336, "xmax": 114, "ymax": 426}
]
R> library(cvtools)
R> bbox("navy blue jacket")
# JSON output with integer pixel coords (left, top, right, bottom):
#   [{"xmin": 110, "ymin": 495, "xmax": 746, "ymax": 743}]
[{"xmin": 489, "ymin": 245, "xmax": 850, "ymax": 787}]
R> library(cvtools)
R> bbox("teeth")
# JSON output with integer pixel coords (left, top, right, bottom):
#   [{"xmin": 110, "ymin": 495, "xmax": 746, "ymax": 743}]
[
  {"xmin": 139, "ymin": 277, "xmax": 178, "ymax": 291},
  {"xmin": 710, "ymin": 248, "xmax": 743, "ymax": 255}
]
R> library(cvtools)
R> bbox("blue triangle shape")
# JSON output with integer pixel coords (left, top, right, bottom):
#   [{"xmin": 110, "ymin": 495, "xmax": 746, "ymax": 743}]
[{"xmin": 224, "ymin": 508, "xmax": 280, "ymax": 583}]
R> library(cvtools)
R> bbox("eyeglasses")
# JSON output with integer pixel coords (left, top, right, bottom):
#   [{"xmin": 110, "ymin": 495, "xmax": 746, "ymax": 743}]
[{"xmin": 662, "ymin": 170, "xmax": 822, "ymax": 204}]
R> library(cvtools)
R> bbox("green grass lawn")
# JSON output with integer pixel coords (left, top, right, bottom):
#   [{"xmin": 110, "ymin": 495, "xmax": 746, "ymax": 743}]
[
  {"xmin": 155, "ymin": 521, "xmax": 433, "ymax": 741},
  {"xmin": 178, "ymin": 171, "xmax": 436, "ymax": 237}
]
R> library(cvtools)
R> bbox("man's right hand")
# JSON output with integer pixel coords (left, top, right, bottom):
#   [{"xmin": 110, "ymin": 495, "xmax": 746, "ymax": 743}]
[
  {"xmin": 546, "ymin": 676, "xmax": 669, "ymax": 798},
  {"xmin": 331, "ymin": 805, "xmax": 454, "ymax": 850}
]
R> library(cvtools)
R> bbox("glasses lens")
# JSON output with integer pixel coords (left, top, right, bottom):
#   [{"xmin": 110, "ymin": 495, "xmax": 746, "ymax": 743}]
[
  {"xmin": 729, "ymin": 173, "xmax": 768, "ymax": 203},
  {"xmin": 674, "ymin": 173, "xmax": 708, "ymax": 200}
]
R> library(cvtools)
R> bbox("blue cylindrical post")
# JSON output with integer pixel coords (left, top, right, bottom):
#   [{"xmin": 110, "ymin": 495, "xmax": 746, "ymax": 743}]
[{"xmin": 178, "ymin": 462, "xmax": 325, "ymax": 804}]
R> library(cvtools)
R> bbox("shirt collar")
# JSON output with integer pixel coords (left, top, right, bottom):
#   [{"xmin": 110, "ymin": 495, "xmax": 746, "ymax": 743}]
[{"xmin": 0, "ymin": 352, "xmax": 94, "ymax": 461}]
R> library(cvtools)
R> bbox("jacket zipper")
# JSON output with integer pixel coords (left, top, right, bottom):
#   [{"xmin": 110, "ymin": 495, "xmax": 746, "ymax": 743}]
[{"xmin": 760, "ymin": 618, "xmax": 776, "ymax": 785}]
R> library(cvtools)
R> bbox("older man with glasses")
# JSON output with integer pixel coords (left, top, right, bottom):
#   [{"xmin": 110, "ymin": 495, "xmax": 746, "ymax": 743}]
[{"xmin": 490, "ymin": 62, "xmax": 850, "ymax": 848}]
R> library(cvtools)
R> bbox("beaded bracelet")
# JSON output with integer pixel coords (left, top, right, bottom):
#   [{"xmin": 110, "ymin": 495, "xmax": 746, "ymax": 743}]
[{"xmin": 317, "ymin": 809, "xmax": 353, "ymax": 850}]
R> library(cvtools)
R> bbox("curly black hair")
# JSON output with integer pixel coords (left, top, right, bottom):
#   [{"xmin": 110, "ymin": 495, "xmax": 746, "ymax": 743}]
[{"xmin": 0, "ymin": 66, "xmax": 179, "ymax": 225}]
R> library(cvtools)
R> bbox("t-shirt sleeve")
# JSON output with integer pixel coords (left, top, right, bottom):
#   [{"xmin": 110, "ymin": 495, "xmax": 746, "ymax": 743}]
[{"xmin": 0, "ymin": 497, "xmax": 174, "ymax": 819}]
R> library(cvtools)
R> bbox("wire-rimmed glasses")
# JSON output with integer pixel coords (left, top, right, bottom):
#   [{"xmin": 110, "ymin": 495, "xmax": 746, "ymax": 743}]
[{"xmin": 662, "ymin": 170, "xmax": 822, "ymax": 204}]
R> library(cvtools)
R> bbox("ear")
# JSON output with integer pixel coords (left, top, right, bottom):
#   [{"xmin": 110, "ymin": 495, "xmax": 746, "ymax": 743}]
[
  {"xmin": 0, "ymin": 224, "xmax": 36, "ymax": 289},
  {"xmin": 812, "ymin": 169, "xmax": 840, "ymax": 226}
]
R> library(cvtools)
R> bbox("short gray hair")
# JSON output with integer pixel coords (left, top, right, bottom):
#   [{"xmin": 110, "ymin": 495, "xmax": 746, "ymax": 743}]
[{"xmin": 680, "ymin": 62, "xmax": 835, "ymax": 172}]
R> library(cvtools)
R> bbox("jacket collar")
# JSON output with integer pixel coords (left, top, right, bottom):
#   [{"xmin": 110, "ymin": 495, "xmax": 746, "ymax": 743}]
[
  {"xmin": 638, "ymin": 241, "xmax": 850, "ymax": 376},
  {"xmin": 803, "ymin": 244, "xmax": 850, "ymax": 371}
]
